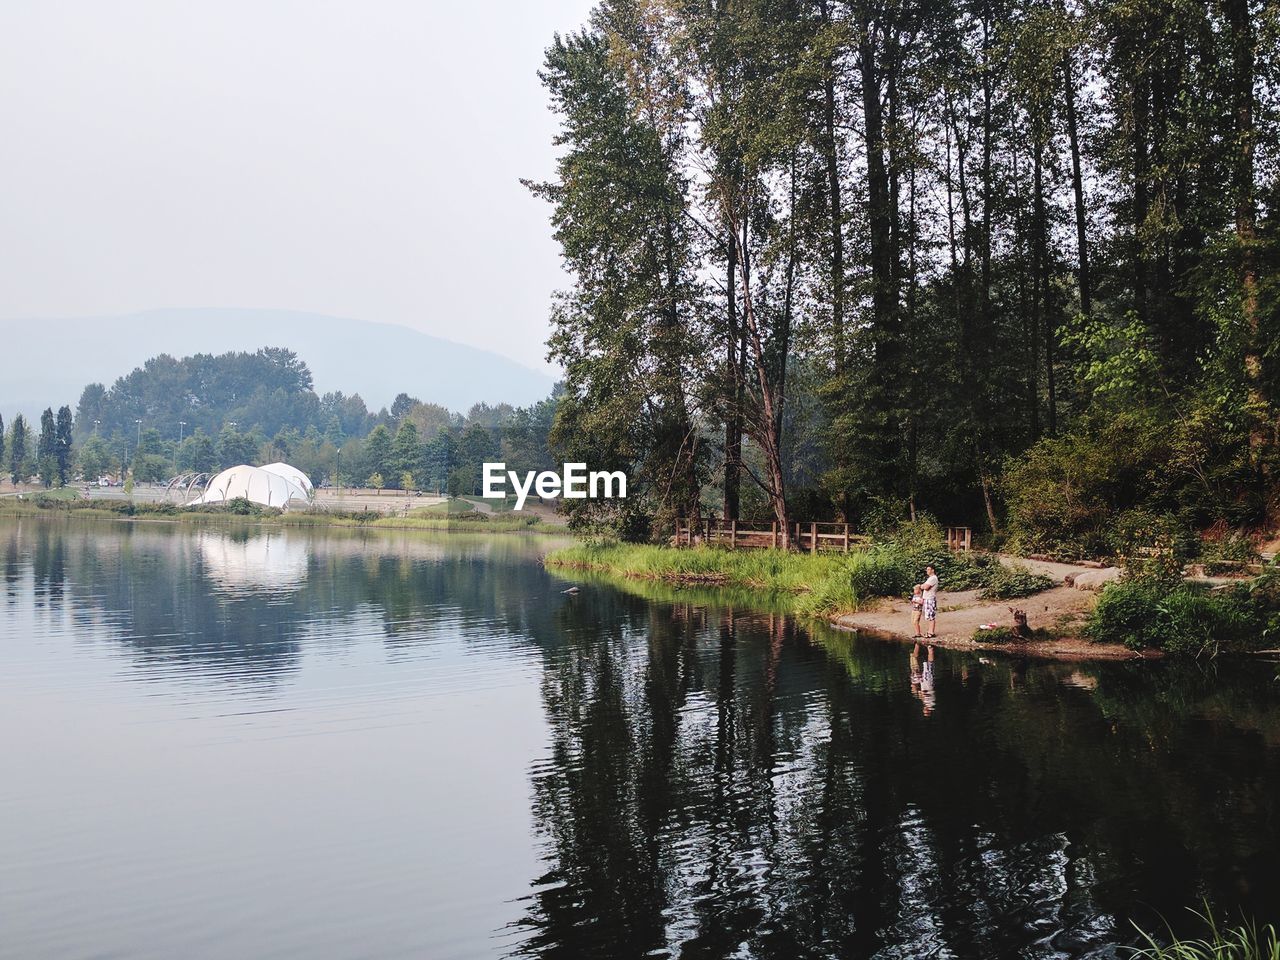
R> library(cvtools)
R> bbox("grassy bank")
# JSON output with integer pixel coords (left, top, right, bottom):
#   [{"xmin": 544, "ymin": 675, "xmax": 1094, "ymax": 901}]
[
  {"xmin": 0, "ymin": 493, "xmax": 561, "ymax": 533},
  {"xmin": 546, "ymin": 536, "xmax": 1053, "ymax": 619},
  {"xmin": 547, "ymin": 531, "xmax": 1279, "ymax": 658}
]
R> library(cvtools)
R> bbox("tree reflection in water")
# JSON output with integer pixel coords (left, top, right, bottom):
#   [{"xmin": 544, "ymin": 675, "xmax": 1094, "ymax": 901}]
[{"xmin": 514, "ymin": 598, "xmax": 1280, "ymax": 959}]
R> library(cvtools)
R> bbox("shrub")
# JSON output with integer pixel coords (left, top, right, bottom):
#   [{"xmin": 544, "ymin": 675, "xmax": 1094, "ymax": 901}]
[
  {"xmin": 1002, "ymin": 411, "xmax": 1165, "ymax": 559},
  {"xmin": 979, "ymin": 563, "xmax": 1055, "ymax": 600},
  {"xmin": 1109, "ymin": 508, "xmax": 1197, "ymax": 579},
  {"xmin": 1088, "ymin": 577, "xmax": 1271, "ymax": 655},
  {"xmin": 847, "ymin": 548, "xmax": 914, "ymax": 605}
]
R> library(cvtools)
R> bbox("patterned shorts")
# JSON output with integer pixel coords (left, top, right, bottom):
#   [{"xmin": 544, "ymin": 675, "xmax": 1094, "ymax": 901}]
[{"xmin": 923, "ymin": 596, "xmax": 937, "ymax": 620}]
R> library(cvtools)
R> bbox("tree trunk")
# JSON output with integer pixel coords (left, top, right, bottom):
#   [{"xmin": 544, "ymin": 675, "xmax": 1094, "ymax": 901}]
[
  {"xmin": 724, "ymin": 229, "xmax": 741, "ymax": 520},
  {"xmin": 1011, "ymin": 120, "xmax": 1039, "ymax": 439},
  {"xmin": 1224, "ymin": 0, "xmax": 1268, "ymax": 474},
  {"xmin": 1033, "ymin": 139, "xmax": 1057, "ymax": 436},
  {"xmin": 818, "ymin": 0, "xmax": 846, "ymax": 371},
  {"xmin": 1062, "ymin": 49, "xmax": 1091, "ymax": 319}
]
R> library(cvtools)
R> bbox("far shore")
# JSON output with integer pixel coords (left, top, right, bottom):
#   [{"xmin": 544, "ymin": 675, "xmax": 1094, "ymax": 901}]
[{"xmin": 0, "ymin": 483, "xmax": 568, "ymax": 534}]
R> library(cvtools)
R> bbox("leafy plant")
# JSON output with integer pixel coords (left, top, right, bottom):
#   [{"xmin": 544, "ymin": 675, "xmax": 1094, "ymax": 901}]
[{"xmin": 979, "ymin": 563, "xmax": 1055, "ymax": 600}]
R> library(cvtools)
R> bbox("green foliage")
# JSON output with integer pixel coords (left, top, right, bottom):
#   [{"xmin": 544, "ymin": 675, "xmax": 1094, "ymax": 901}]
[
  {"xmin": 1129, "ymin": 904, "xmax": 1280, "ymax": 960},
  {"xmin": 547, "ymin": 535, "xmax": 1051, "ymax": 619},
  {"xmin": 1088, "ymin": 577, "xmax": 1274, "ymax": 656},
  {"xmin": 979, "ymin": 563, "xmax": 1056, "ymax": 600},
  {"xmin": 1061, "ymin": 313, "xmax": 1161, "ymax": 410},
  {"xmin": 75, "ymin": 435, "xmax": 114, "ymax": 481},
  {"xmin": 844, "ymin": 548, "xmax": 916, "ymax": 607},
  {"xmin": 8, "ymin": 414, "xmax": 28, "ymax": 484},
  {"xmin": 973, "ymin": 626, "xmax": 1017, "ymax": 644},
  {"xmin": 1002, "ymin": 412, "xmax": 1164, "ymax": 558}
]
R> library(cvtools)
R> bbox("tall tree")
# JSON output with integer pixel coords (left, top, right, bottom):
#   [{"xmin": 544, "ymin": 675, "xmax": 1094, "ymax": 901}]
[
  {"xmin": 10, "ymin": 414, "xmax": 28, "ymax": 485},
  {"xmin": 37, "ymin": 408, "xmax": 56, "ymax": 487}
]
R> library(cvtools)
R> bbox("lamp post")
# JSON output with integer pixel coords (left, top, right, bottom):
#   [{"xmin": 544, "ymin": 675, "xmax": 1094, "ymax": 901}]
[
  {"xmin": 134, "ymin": 419, "xmax": 142, "ymax": 469},
  {"xmin": 93, "ymin": 419, "xmax": 100, "ymax": 436}
]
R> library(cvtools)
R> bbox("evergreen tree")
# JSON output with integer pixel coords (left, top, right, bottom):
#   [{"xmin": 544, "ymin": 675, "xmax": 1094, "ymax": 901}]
[
  {"xmin": 390, "ymin": 421, "xmax": 423, "ymax": 489},
  {"xmin": 55, "ymin": 406, "xmax": 74, "ymax": 485},
  {"xmin": 9, "ymin": 414, "xmax": 28, "ymax": 485},
  {"xmin": 37, "ymin": 408, "xmax": 56, "ymax": 488},
  {"xmin": 361, "ymin": 425, "xmax": 393, "ymax": 487}
]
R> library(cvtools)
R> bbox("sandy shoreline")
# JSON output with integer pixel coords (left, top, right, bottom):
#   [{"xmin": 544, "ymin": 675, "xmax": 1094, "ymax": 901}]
[{"xmin": 830, "ymin": 556, "xmax": 1161, "ymax": 660}]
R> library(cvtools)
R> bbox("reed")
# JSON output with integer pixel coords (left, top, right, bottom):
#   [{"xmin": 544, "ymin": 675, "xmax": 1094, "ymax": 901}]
[{"xmin": 1130, "ymin": 907, "xmax": 1280, "ymax": 960}]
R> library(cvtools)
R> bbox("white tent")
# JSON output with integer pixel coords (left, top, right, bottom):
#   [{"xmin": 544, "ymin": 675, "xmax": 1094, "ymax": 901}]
[
  {"xmin": 261, "ymin": 462, "xmax": 314, "ymax": 497},
  {"xmin": 189, "ymin": 464, "xmax": 309, "ymax": 508}
]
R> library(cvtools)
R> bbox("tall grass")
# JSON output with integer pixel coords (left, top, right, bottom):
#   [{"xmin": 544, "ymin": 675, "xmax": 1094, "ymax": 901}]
[
  {"xmin": 548, "ymin": 543, "xmax": 914, "ymax": 616},
  {"xmin": 1129, "ymin": 906, "xmax": 1280, "ymax": 959}
]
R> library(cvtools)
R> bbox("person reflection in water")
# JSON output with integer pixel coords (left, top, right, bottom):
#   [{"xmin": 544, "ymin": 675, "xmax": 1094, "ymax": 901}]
[{"xmin": 910, "ymin": 642, "xmax": 937, "ymax": 716}]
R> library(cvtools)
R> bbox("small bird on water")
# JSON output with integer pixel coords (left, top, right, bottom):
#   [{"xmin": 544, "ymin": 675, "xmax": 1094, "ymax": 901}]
[{"xmin": 561, "ymin": 586, "xmax": 579, "ymax": 595}]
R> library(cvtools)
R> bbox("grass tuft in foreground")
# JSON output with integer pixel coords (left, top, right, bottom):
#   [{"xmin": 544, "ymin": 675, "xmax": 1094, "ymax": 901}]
[{"xmin": 1129, "ymin": 906, "xmax": 1280, "ymax": 960}]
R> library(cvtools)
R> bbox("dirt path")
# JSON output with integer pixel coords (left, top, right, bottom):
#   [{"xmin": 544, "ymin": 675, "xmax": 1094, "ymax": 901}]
[{"xmin": 831, "ymin": 557, "xmax": 1155, "ymax": 661}]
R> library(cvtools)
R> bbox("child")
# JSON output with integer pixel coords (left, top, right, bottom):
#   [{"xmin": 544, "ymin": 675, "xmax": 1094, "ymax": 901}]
[{"xmin": 910, "ymin": 584, "xmax": 925, "ymax": 637}]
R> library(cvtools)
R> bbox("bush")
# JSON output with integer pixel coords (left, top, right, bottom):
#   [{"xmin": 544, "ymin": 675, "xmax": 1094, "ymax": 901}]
[
  {"xmin": 1109, "ymin": 508, "xmax": 1197, "ymax": 579},
  {"xmin": 847, "ymin": 548, "xmax": 914, "ymax": 605},
  {"xmin": 1088, "ymin": 577, "xmax": 1271, "ymax": 655},
  {"xmin": 979, "ymin": 563, "xmax": 1055, "ymax": 600},
  {"xmin": 1002, "ymin": 412, "xmax": 1164, "ymax": 559}
]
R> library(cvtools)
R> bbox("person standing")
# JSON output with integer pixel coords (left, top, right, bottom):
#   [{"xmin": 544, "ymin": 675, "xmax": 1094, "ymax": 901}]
[
  {"xmin": 918, "ymin": 565, "xmax": 939, "ymax": 638},
  {"xmin": 910, "ymin": 584, "xmax": 925, "ymax": 637}
]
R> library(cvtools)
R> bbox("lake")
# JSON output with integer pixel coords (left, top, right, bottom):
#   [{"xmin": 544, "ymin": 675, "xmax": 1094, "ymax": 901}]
[{"xmin": 2, "ymin": 518, "xmax": 1278, "ymax": 959}]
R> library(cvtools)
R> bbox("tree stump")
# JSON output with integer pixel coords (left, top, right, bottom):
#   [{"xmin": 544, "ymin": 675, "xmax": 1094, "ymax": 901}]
[{"xmin": 1009, "ymin": 607, "xmax": 1031, "ymax": 641}]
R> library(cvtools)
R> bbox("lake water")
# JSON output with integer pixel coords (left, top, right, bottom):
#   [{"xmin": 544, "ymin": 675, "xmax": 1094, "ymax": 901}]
[{"xmin": 2, "ymin": 518, "xmax": 1278, "ymax": 959}]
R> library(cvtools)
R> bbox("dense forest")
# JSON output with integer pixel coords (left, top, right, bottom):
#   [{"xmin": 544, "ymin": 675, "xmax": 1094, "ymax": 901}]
[
  {"xmin": 1, "ymin": 347, "xmax": 560, "ymax": 494},
  {"xmin": 530, "ymin": 0, "xmax": 1280, "ymax": 553}
]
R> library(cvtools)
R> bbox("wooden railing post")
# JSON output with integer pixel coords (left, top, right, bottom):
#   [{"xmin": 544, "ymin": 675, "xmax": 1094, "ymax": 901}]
[
  {"xmin": 842, "ymin": 523, "xmax": 850, "ymax": 553},
  {"xmin": 771, "ymin": 521, "xmax": 778, "ymax": 549},
  {"xmin": 810, "ymin": 521, "xmax": 818, "ymax": 555},
  {"xmin": 729, "ymin": 519, "xmax": 737, "ymax": 549}
]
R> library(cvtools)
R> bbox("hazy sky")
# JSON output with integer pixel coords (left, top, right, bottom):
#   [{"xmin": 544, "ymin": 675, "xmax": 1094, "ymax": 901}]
[{"xmin": 0, "ymin": 1, "xmax": 594, "ymax": 373}]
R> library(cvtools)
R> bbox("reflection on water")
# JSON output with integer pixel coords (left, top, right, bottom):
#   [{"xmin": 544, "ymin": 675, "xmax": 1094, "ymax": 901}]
[{"xmin": 2, "ymin": 518, "xmax": 1278, "ymax": 960}]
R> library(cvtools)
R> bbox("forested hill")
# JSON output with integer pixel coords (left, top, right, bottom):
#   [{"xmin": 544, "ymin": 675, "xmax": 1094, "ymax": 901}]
[
  {"xmin": 74, "ymin": 347, "xmax": 358, "ymax": 442},
  {"xmin": 0, "ymin": 308, "xmax": 554, "ymax": 417},
  {"xmin": 532, "ymin": 0, "xmax": 1280, "ymax": 553},
  {"xmin": 2, "ymin": 345, "xmax": 561, "ymax": 493}
]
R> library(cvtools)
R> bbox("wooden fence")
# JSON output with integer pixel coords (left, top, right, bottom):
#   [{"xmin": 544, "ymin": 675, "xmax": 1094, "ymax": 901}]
[
  {"xmin": 675, "ymin": 519, "xmax": 871, "ymax": 554},
  {"xmin": 675, "ymin": 519, "xmax": 973, "ymax": 554}
]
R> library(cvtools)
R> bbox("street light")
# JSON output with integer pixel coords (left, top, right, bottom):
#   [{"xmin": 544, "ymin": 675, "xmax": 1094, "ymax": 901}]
[{"xmin": 93, "ymin": 419, "xmax": 100, "ymax": 436}]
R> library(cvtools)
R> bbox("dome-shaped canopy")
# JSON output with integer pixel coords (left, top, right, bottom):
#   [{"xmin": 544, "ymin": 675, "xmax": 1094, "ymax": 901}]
[
  {"xmin": 261, "ymin": 462, "xmax": 314, "ymax": 496},
  {"xmin": 189, "ymin": 464, "xmax": 309, "ymax": 508}
]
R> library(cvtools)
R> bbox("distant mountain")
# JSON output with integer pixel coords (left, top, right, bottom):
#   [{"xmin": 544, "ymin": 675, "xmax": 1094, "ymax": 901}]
[{"xmin": 0, "ymin": 308, "xmax": 555, "ymax": 417}]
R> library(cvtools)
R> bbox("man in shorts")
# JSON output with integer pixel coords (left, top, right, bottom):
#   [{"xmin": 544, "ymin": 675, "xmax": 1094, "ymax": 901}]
[{"xmin": 918, "ymin": 565, "xmax": 939, "ymax": 638}]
